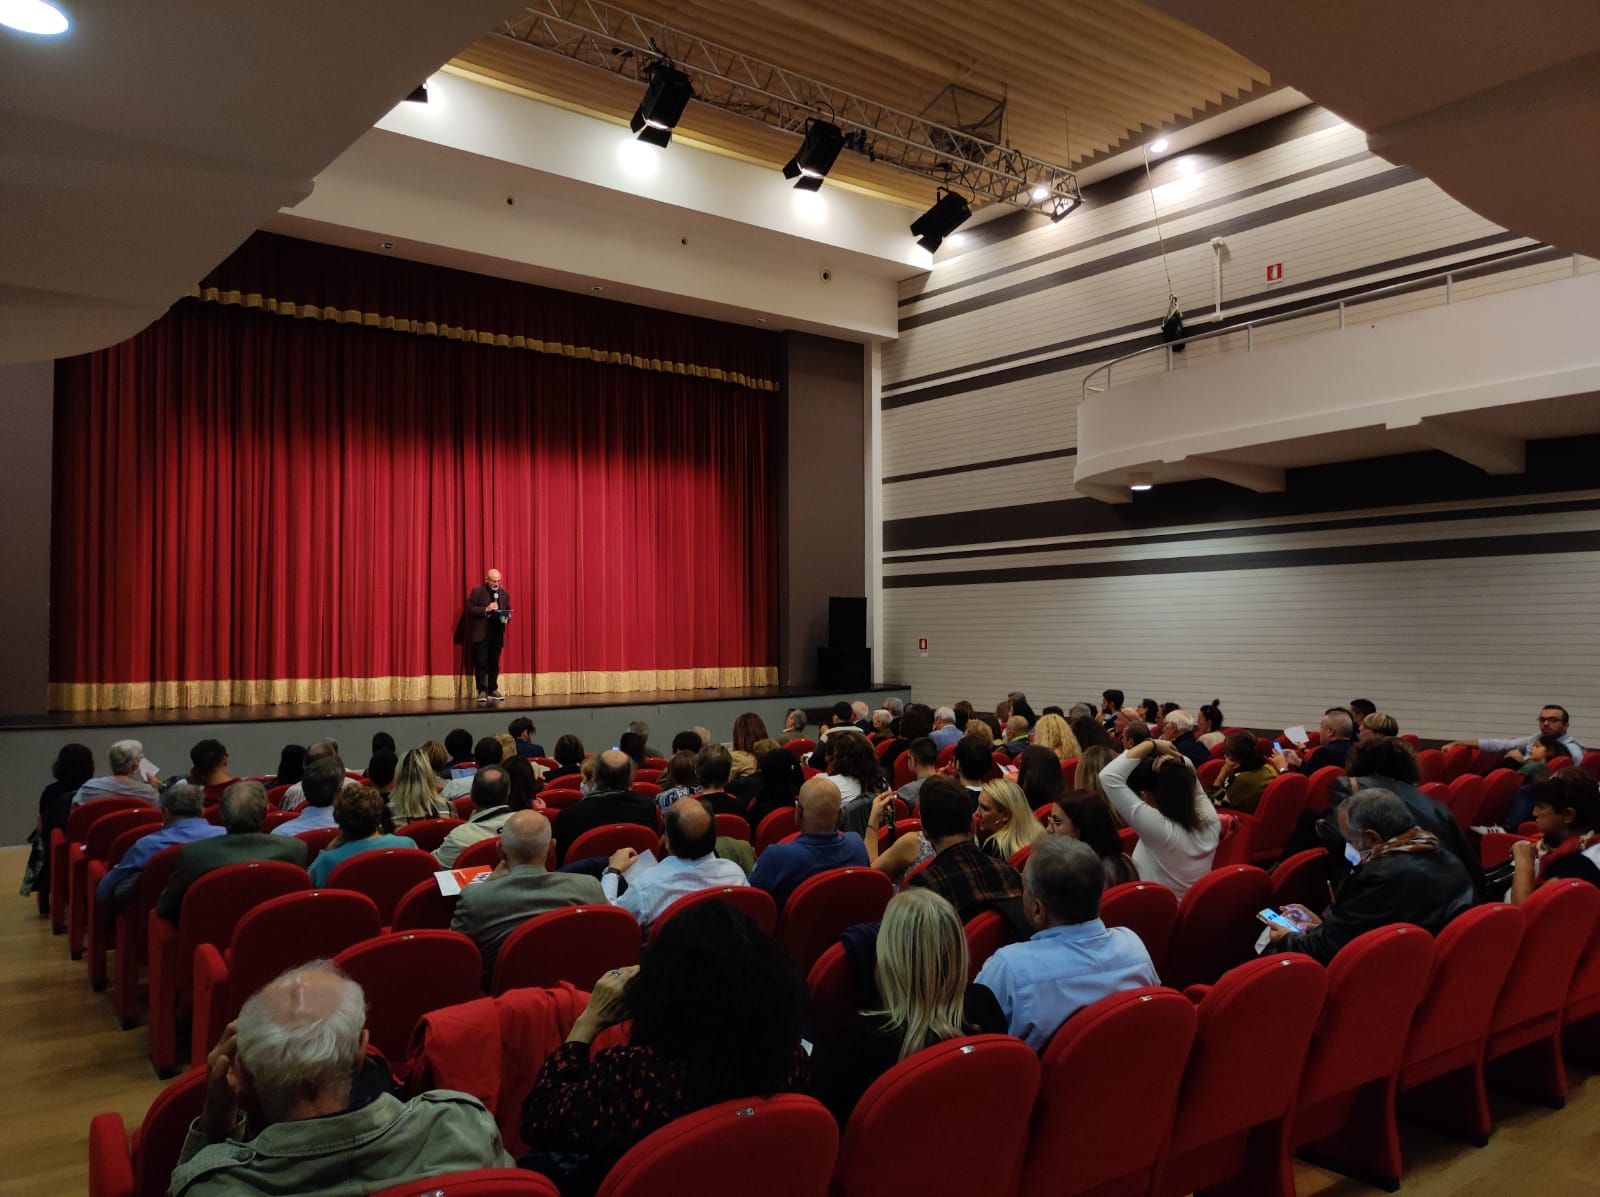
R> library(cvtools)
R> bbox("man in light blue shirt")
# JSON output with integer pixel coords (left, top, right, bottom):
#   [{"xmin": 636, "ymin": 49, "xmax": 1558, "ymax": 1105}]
[
  {"xmin": 974, "ymin": 837, "xmax": 1158, "ymax": 1052},
  {"xmin": 601, "ymin": 796, "xmax": 748, "ymax": 932},
  {"xmin": 929, "ymin": 707, "xmax": 963, "ymax": 752},
  {"xmin": 273, "ymin": 757, "xmax": 344, "ymax": 837},
  {"xmin": 1446, "ymin": 704, "xmax": 1584, "ymax": 765},
  {"xmin": 96, "ymin": 783, "xmax": 225, "ymax": 909}
]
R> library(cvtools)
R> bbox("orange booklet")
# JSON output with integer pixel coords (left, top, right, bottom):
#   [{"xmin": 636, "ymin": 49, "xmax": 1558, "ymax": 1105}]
[{"xmin": 436, "ymin": 864, "xmax": 493, "ymax": 896}]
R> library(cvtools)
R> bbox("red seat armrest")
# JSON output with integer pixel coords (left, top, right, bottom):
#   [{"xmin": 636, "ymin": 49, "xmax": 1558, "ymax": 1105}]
[
  {"xmin": 87, "ymin": 1111, "xmax": 134, "ymax": 1197},
  {"xmin": 190, "ymin": 944, "xmax": 232, "ymax": 1069}
]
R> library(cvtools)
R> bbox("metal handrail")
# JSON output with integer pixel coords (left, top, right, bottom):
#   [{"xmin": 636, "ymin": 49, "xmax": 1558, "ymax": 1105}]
[{"xmin": 1082, "ymin": 244, "xmax": 1577, "ymax": 399}]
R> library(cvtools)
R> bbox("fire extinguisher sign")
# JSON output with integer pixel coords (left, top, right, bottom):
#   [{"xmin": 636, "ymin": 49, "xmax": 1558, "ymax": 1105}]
[{"xmin": 1266, "ymin": 262, "xmax": 1284, "ymax": 286}]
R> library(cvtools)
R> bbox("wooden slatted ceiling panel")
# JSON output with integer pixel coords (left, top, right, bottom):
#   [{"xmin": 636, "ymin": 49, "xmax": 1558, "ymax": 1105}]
[{"xmin": 453, "ymin": 0, "xmax": 1268, "ymax": 206}]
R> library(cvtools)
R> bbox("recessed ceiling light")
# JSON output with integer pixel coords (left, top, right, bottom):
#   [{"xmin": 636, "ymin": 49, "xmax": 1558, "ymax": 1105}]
[
  {"xmin": 379, "ymin": 241, "xmax": 394, "ymax": 251},
  {"xmin": 1149, "ymin": 138, "xmax": 1170, "ymax": 154},
  {"xmin": 756, "ymin": 317, "xmax": 768, "ymax": 325},
  {"xmin": 0, "ymin": 0, "xmax": 70, "ymax": 35},
  {"xmin": 590, "ymin": 284, "xmax": 604, "ymax": 292},
  {"xmin": 1129, "ymin": 471, "xmax": 1153, "ymax": 492},
  {"xmin": 1030, "ymin": 186, "xmax": 1050, "ymax": 202}
]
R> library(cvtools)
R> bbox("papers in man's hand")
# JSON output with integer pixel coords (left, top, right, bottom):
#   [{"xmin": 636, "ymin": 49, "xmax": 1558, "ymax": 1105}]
[
  {"xmin": 1282, "ymin": 725, "xmax": 1308, "ymax": 747},
  {"xmin": 624, "ymin": 849, "xmax": 658, "ymax": 880},
  {"xmin": 436, "ymin": 864, "xmax": 493, "ymax": 896}
]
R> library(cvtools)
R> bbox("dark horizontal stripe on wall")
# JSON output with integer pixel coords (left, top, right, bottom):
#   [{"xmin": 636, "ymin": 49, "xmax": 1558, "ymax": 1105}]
[
  {"xmin": 883, "ymin": 527, "xmax": 1600, "ymax": 589},
  {"xmin": 916, "ymin": 104, "xmax": 1347, "ymax": 268},
  {"xmin": 882, "ymin": 446, "xmax": 1077, "ymax": 486},
  {"xmin": 899, "ymin": 164, "xmax": 1423, "ymax": 333},
  {"xmin": 882, "ymin": 434, "xmax": 1600, "ymax": 552},
  {"xmin": 883, "ymin": 495, "xmax": 1600, "ymax": 565},
  {"xmin": 882, "ymin": 233, "xmax": 1529, "ymax": 410}
]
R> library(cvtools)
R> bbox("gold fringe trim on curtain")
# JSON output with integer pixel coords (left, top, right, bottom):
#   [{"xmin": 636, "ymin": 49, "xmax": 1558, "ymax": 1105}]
[
  {"xmin": 48, "ymin": 666, "xmax": 780, "ymax": 713},
  {"xmin": 186, "ymin": 287, "xmax": 781, "ymax": 393}
]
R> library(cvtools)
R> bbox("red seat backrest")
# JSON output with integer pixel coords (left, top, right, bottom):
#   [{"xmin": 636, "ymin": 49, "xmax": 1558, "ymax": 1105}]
[
  {"xmin": 1249, "ymin": 772, "xmax": 1309, "ymax": 864},
  {"xmin": 106, "ymin": 821, "xmax": 163, "ymax": 867},
  {"xmin": 631, "ymin": 768, "xmax": 659, "ymax": 784},
  {"xmin": 1099, "ymin": 881, "xmax": 1179, "ymax": 979},
  {"xmin": 835, "ymin": 1036, "xmax": 1039, "ymax": 1197},
  {"xmin": 65, "ymin": 796, "xmax": 151, "ymax": 844},
  {"xmin": 1060, "ymin": 757, "xmax": 1078, "ymax": 789},
  {"xmin": 1211, "ymin": 811, "xmax": 1253, "ymax": 867},
  {"xmin": 1416, "ymin": 749, "xmax": 1447, "ymax": 784},
  {"xmin": 128, "ymin": 1066, "xmax": 208, "ymax": 1197},
  {"xmin": 597, "ymin": 1095, "xmax": 838, "ymax": 1197},
  {"xmin": 399, "ymin": 818, "xmax": 464, "ymax": 854},
  {"xmin": 566, "ymin": 823, "xmax": 660, "ymax": 863},
  {"xmin": 650, "ymin": 885, "xmax": 777, "ymax": 941},
  {"xmin": 1304, "ymin": 765, "xmax": 1344, "ymax": 814},
  {"xmin": 221, "ymin": 890, "xmax": 383, "ymax": 1021},
  {"xmin": 805, "ymin": 941, "xmax": 857, "ymax": 1042},
  {"xmin": 324, "ymin": 848, "xmax": 441, "ymax": 924},
  {"xmin": 332, "ymin": 930, "xmax": 483, "ymax": 1062},
  {"xmin": 1489, "ymin": 879, "xmax": 1600, "ymax": 1039},
  {"xmin": 391, "ymin": 878, "xmax": 460, "ymax": 931},
  {"xmin": 492, "ymin": 905, "xmax": 641, "ymax": 995},
  {"xmin": 777, "ymin": 867, "xmax": 893, "ymax": 974},
  {"xmin": 1444, "ymin": 774, "xmax": 1487, "ymax": 829},
  {"xmin": 1021, "ymin": 988, "xmax": 1196, "ymax": 1197},
  {"xmin": 1441, "ymin": 743, "xmax": 1474, "ymax": 782},
  {"xmin": 1401, "ymin": 903, "xmax": 1524, "ymax": 1086},
  {"xmin": 1268, "ymin": 848, "xmax": 1333, "ymax": 914},
  {"xmin": 630, "ymin": 782, "xmax": 661, "ymax": 800},
  {"xmin": 892, "ymin": 751, "xmax": 913, "ymax": 788},
  {"xmin": 1117, "ymin": 826, "xmax": 1139, "ymax": 857},
  {"xmin": 1476, "ymin": 769, "xmax": 1521, "ymax": 830},
  {"xmin": 715, "ymin": 812, "xmax": 751, "ymax": 842},
  {"xmin": 543, "ymin": 774, "xmax": 584, "ymax": 789},
  {"xmin": 785, "ymin": 738, "xmax": 817, "ymax": 758},
  {"xmin": 452, "ymin": 796, "xmax": 476, "ymax": 818},
  {"xmin": 177, "ymin": 862, "xmax": 311, "ymax": 993},
  {"xmin": 1162, "ymin": 865, "xmax": 1272, "ymax": 990},
  {"xmin": 963, "ymin": 909, "xmax": 1017, "ymax": 981},
  {"xmin": 935, "ymin": 744, "xmax": 958, "ymax": 768},
  {"xmin": 85, "ymin": 808, "xmax": 164, "ymax": 860},
  {"xmin": 454, "ymin": 836, "xmax": 503, "ymax": 872},
  {"xmin": 755, "ymin": 806, "xmax": 799, "ymax": 856},
  {"xmin": 294, "ymin": 826, "xmax": 341, "ymax": 864},
  {"xmin": 1197, "ymin": 758, "xmax": 1225, "ymax": 789}
]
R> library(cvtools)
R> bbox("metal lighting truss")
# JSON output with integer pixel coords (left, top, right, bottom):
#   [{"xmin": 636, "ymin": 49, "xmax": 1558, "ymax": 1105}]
[{"xmin": 495, "ymin": 0, "xmax": 1083, "ymax": 217}]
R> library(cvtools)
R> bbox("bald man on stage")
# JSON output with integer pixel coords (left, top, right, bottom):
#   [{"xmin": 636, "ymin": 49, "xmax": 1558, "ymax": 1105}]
[{"xmin": 466, "ymin": 567, "xmax": 512, "ymax": 703}]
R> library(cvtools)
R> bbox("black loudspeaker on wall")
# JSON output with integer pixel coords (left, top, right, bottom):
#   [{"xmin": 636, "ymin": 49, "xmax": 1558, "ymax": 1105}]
[
  {"xmin": 817, "ymin": 646, "xmax": 872, "ymax": 691},
  {"xmin": 828, "ymin": 596, "xmax": 867, "ymax": 650}
]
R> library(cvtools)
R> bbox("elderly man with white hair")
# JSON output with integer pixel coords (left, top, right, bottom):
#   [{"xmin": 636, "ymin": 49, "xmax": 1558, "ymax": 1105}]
[
  {"xmin": 169, "ymin": 962, "xmax": 511, "ymax": 1195},
  {"xmin": 73, "ymin": 739, "xmax": 157, "ymax": 806},
  {"xmin": 1160, "ymin": 710, "xmax": 1212, "ymax": 769},
  {"xmin": 929, "ymin": 706, "xmax": 962, "ymax": 751}
]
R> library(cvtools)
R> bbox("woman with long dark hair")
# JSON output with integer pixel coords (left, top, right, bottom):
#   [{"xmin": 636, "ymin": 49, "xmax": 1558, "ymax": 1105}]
[{"xmin": 1100, "ymin": 738, "xmax": 1219, "ymax": 899}]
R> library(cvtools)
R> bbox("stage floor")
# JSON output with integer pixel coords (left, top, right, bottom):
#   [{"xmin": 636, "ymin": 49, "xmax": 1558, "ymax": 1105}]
[{"xmin": 0, "ymin": 683, "xmax": 908, "ymax": 731}]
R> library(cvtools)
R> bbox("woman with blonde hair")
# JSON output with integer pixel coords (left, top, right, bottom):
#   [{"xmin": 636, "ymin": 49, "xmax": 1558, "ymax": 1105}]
[
  {"xmin": 1075, "ymin": 744, "xmax": 1123, "ymax": 828},
  {"xmin": 388, "ymin": 747, "xmax": 449, "ymax": 827},
  {"xmin": 807, "ymin": 888, "xmax": 1005, "ymax": 1126},
  {"xmin": 961, "ymin": 718, "xmax": 996, "ymax": 750},
  {"xmin": 1031, "ymin": 713, "xmax": 1083, "ymax": 762},
  {"xmin": 976, "ymin": 778, "xmax": 1046, "ymax": 862},
  {"xmin": 421, "ymin": 740, "xmax": 450, "ymax": 779}
]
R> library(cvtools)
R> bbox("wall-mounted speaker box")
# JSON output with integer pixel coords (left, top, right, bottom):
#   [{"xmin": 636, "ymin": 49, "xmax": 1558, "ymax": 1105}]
[
  {"xmin": 817, "ymin": 646, "xmax": 872, "ymax": 691},
  {"xmin": 828, "ymin": 596, "xmax": 867, "ymax": 650}
]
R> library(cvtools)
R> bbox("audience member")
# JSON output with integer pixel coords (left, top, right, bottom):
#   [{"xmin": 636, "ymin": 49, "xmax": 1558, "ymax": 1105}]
[
  {"xmin": 421, "ymin": 739, "xmax": 451, "ymax": 780},
  {"xmin": 851, "ymin": 700, "xmax": 872, "ymax": 732},
  {"xmin": 1195, "ymin": 701, "xmax": 1227, "ymax": 749},
  {"xmin": 1160, "ymin": 711, "xmax": 1211, "ymax": 769},
  {"xmin": 865, "ymin": 790, "xmax": 934, "ymax": 888},
  {"xmin": 73, "ymin": 739, "xmax": 158, "ymax": 806},
  {"xmin": 493, "ymin": 733, "xmax": 519, "ymax": 770},
  {"xmin": 277, "ymin": 739, "xmax": 351, "ymax": 811},
  {"xmin": 617, "ymin": 732, "xmax": 648, "ymax": 770},
  {"xmin": 895, "ymin": 737, "xmax": 940, "ymax": 808},
  {"xmin": 521, "ymin": 901, "xmax": 805, "ymax": 1194},
  {"xmin": 185, "ymin": 739, "xmax": 233, "ymax": 789},
  {"xmin": 1075, "ymin": 745, "xmax": 1116, "ymax": 806},
  {"xmin": 670, "ymin": 728, "xmax": 704, "ymax": 755},
  {"xmin": 691, "ymin": 725, "xmax": 713, "ymax": 752},
  {"xmin": 961, "ymin": 718, "xmax": 997, "ymax": 751},
  {"xmin": 746, "ymin": 748, "xmax": 806, "ymax": 834},
  {"xmin": 930, "ymin": 706, "xmax": 962, "ymax": 751},
  {"xmin": 973, "ymin": 838, "xmax": 1159, "ymax": 1051},
  {"xmin": 750, "ymin": 777, "xmax": 869, "ymax": 908},
  {"xmin": 976, "ymin": 779, "xmax": 1044, "ymax": 862},
  {"xmin": 1072, "ymin": 715, "xmax": 1115, "ymax": 753},
  {"xmin": 807, "ymin": 888, "xmax": 1007, "ymax": 1126},
  {"xmin": 1274, "ymin": 709, "xmax": 1355, "ymax": 775},
  {"xmin": 389, "ymin": 748, "xmax": 450, "ymax": 828},
  {"xmin": 906, "ymin": 776, "xmax": 1025, "ymax": 932},
  {"xmin": 1044, "ymin": 794, "xmax": 1138, "ymax": 888},
  {"xmin": 1509, "ymin": 774, "xmax": 1600, "ymax": 902},
  {"xmin": 450, "ymin": 811, "xmax": 605, "ymax": 986},
  {"xmin": 1137, "ymin": 698, "xmax": 1161, "ymax": 725},
  {"xmin": 775, "ymin": 708, "xmax": 809, "ymax": 746},
  {"xmin": 600, "ymin": 797, "xmax": 748, "ymax": 931},
  {"xmin": 693, "ymin": 742, "xmax": 750, "ymax": 819},
  {"xmin": 267, "ymin": 744, "xmax": 305, "ymax": 790},
  {"xmin": 1100, "ymin": 690, "xmax": 1124, "ymax": 729},
  {"xmin": 653, "ymin": 749, "xmax": 702, "ymax": 812},
  {"xmin": 823, "ymin": 728, "xmax": 885, "ymax": 804},
  {"xmin": 1016, "ymin": 745, "xmax": 1067, "ymax": 814},
  {"xmin": 444, "ymin": 728, "xmax": 475, "ymax": 771},
  {"xmin": 547, "ymin": 734, "xmax": 586, "ymax": 779},
  {"xmin": 952, "ymin": 700, "xmax": 976, "ymax": 731},
  {"xmin": 1349, "ymin": 698, "xmax": 1377, "ymax": 723},
  {"xmin": 1445, "ymin": 704, "xmax": 1585, "ymax": 765},
  {"xmin": 29, "ymin": 743, "xmax": 94, "ymax": 901},
  {"xmin": 884, "ymin": 695, "xmax": 906, "ymax": 734},
  {"xmin": 1268, "ymin": 789, "xmax": 1475, "ymax": 964},
  {"xmin": 1360, "ymin": 711, "xmax": 1400, "ymax": 739},
  {"xmin": 625, "ymin": 720, "xmax": 663, "ymax": 759},
  {"xmin": 442, "ymin": 737, "xmax": 503, "ymax": 800},
  {"xmin": 1335, "ymin": 736, "xmax": 1485, "ymax": 893},
  {"xmin": 1119, "ymin": 715, "xmax": 1151, "ymax": 749},
  {"xmin": 1031, "ymin": 714, "xmax": 1082, "ymax": 763},
  {"xmin": 95, "ymin": 783, "xmax": 224, "ymax": 909},
  {"xmin": 157, "ymin": 782, "xmax": 308, "ymax": 922},
  {"xmin": 364, "ymin": 750, "xmax": 398, "ymax": 800},
  {"xmin": 1209, "ymin": 730, "xmax": 1278, "ymax": 814},
  {"xmin": 1100, "ymin": 739, "xmax": 1219, "ymax": 899},
  {"xmin": 370, "ymin": 731, "xmax": 396, "ymax": 757},
  {"xmin": 953, "ymin": 735, "xmax": 994, "ymax": 796},
  {"xmin": 509, "ymin": 716, "xmax": 546, "ymax": 759},
  {"xmin": 999, "ymin": 715, "xmax": 1032, "ymax": 758},
  {"xmin": 728, "ymin": 712, "xmax": 769, "ymax": 754},
  {"xmin": 1008, "ymin": 691, "xmax": 1037, "ymax": 727},
  {"xmin": 501, "ymin": 755, "xmax": 540, "ymax": 814},
  {"xmin": 307, "ymin": 786, "xmax": 418, "ymax": 887},
  {"xmin": 435, "ymin": 766, "xmax": 520, "ymax": 869},
  {"xmin": 272, "ymin": 757, "xmax": 346, "ymax": 838},
  {"xmin": 169, "ymin": 963, "xmax": 510, "ymax": 1195}
]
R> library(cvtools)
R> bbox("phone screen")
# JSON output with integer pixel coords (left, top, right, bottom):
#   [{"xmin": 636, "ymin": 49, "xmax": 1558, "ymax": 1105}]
[{"xmin": 1257, "ymin": 907, "xmax": 1301, "ymax": 932}]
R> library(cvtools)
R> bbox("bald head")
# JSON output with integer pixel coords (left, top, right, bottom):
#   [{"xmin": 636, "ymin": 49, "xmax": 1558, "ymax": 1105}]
[
  {"xmin": 236, "ymin": 963, "xmax": 367, "ymax": 1122},
  {"xmin": 664, "ymin": 795, "xmax": 716, "ymax": 859},
  {"xmin": 500, "ymin": 810, "xmax": 552, "ymax": 867},
  {"xmin": 797, "ymin": 775, "xmax": 844, "ymax": 834},
  {"xmin": 1005, "ymin": 715, "xmax": 1029, "ymax": 738},
  {"xmin": 594, "ymin": 748, "xmax": 633, "ymax": 792}
]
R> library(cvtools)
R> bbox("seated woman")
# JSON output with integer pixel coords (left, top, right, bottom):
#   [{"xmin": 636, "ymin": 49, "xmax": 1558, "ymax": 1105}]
[
  {"xmin": 521, "ymin": 901, "xmax": 807, "ymax": 1195},
  {"xmin": 268, "ymin": 743, "xmax": 306, "ymax": 791},
  {"xmin": 547, "ymin": 734, "xmax": 586, "ymax": 780},
  {"xmin": 731, "ymin": 712, "xmax": 770, "ymax": 754},
  {"xmin": 1100, "ymin": 739, "xmax": 1219, "ymax": 900},
  {"xmin": 864, "ymin": 791, "xmax": 934, "ymax": 889},
  {"xmin": 652, "ymin": 749, "xmax": 702, "ymax": 812},
  {"xmin": 1074, "ymin": 744, "xmax": 1121, "ymax": 827},
  {"xmin": 977, "ymin": 779, "xmax": 1045, "ymax": 863},
  {"xmin": 1031, "ymin": 714, "xmax": 1083, "ymax": 763},
  {"xmin": 1510, "ymin": 772, "xmax": 1600, "ymax": 902},
  {"xmin": 1045, "ymin": 794, "xmax": 1138, "ymax": 888},
  {"xmin": 824, "ymin": 729, "xmax": 886, "ymax": 806},
  {"xmin": 308, "ymin": 785, "xmax": 418, "ymax": 887},
  {"xmin": 807, "ymin": 888, "xmax": 1006, "ymax": 1127},
  {"xmin": 388, "ymin": 747, "xmax": 450, "ymax": 829},
  {"xmin": 617, "ymin": 732, "xmax": 648, "ymax": 771},
  {"xmin": 960, "ymin": 718, "xmax": 996, "ymax": 751},
  {"xmin": 1208, "ymin": 730, "xmax": 1278, "ymax": 814},
  {"xmin": 1359, "ymin": 711, "xmax": 1400, "ymax": 740},
  {"xmin": 1195, "ymin": 701, "xmax": 1227, "ymax": 750},
  {"xmin": 1016, "ymin": 745, "xmax": 1066, "ymax": 815},
  {"xmin": 745, "ymin": 748, "xmax": 805, "ymax": 835},
  {"xmin": 1071, "ymin": 716, "xmax": 1116, "ymax": 754}
]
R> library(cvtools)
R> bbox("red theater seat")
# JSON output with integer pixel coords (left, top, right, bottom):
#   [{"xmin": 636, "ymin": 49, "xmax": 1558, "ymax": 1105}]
[
  {"xmin": 333, "ymin": 931, "xmax": 483, "ymax": 1069},
  {"xmin": 88, "ymin": 1066, "xmax": 207, "ymax": 1197},
  {"xmin": 963, "ymin": 909, "xmax": 1017, "ymax": 981},
  {"xmin": 491, "ymin": 905, "xmax": 640, "ymax": 995},
  {"xmin": 398, "ymin": 817, "xmax": 464, "ymax": 854},
  {"xmin": 566, "ymin": 823, "xmax": 660, "ymax": 863},
  {"xmin": 1161, "ymin": 864, "xmax": 1271, "ymax": 991},
  {"xmin": 391, "ymin": 878, "xmax": 461, "ymax": 931},
  {"xmin": 776, "ymin": 867, "xmax": 892, "ymax": 974},
  {"xmin": 52, "ymin": 796, "xmax": 150, "ymax": 934},
  {"xmin": 325, "ymin": 848, "xmax": 442, "ymax": 925},
  {"xmin": 111, "ymin": 845, "xmax": 185, "ymax": 1029},
  {"xmin": 1100, "ymin": 881, "xmax": 1179, "ymax": 980},
  {"xmin": 373, "ymin": 1171, "xmax": 559, "ymax": 1196},
  {"xmin": 650, "ymin": 885, "xmax": 777, "ymax": 941}
]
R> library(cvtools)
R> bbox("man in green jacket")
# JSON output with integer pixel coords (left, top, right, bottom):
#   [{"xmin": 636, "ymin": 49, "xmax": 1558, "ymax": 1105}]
[
  {"xmin": 168, "ymin": 962, "xmax": 511, "ymax": 1196},
  {"xmin": 155, "ymin": 781, "xmax": 308, "ymax": 923}
]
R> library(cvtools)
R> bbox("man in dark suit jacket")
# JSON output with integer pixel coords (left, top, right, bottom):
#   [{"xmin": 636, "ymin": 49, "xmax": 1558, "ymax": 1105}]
[
  {"xmin": 450, "ymin": 810, "xmax": 605, "ymax": 986},
  {"xmin": 156, "ymin": 781, "xmax": 308, "ymax": 922},
  {"xmin": 551, "ymin": 749, "xmax": 658, "ymax": 865},
  {"xmin": 465, "ymin": 567, "xmax": 512, "ymax": 702}
]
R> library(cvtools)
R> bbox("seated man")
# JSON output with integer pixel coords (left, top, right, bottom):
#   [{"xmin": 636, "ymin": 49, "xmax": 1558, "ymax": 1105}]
[
  {"xmin": 550, "ymin": 749, "xmax": 657, "ymax": 865},
  {"xmin": 169, "ymin": 962, "xmax": 511, "ymax": 1195},
  {"xmin": 307, "ymin": 786, "xmax": 420, "ymax": 887},
  {"xmin": 750, "ymin": 777, "xmax": 869, "ymax": 908},
  {"xmin": 895, "ymin": 737, "xmax": 940, "ymax": 808},
  {"xmin": 1276, "ymin": 708, "xmax": 1356, "ymax": 775},
  {"xmin": 776, "ymin": 708, "xmax": 809, "ymax": 746},
  {"xmin": 929, "ymin": 707, "xmax": 962, "ymax": 751},
  {"xmin": 907, "ymin": 776, "xmax": 1025, "ymax": 933},
  {"xmin": 509, "ymin": 716, "xmax": 546, "ymax": 760},
  {"xmin": 157, "ymin": 782, "xmax": 309, "ymax": 923},
  {"xmin": 1268, "ymin": 788, "xmax": 1476, "ymax": 965},
  {"xmin": 601, "ymin": 796, "xmax": 748, "ymax": 932},
  {"xmin": 95, "ymin": 783, "xmax": 223, "ymax": 910},
  {"xmin": 1510, "ymin": 773, "xmax": 1600, "ymax": 902},
  {"xmin": 1446, "ymin": 704, "xmax": 1585, "ymax": 766},
  {"xmin": 73, "ymin": 738, "xmax": 158, "ymax": 806},
  {"xmin": 999, "ymin": 715, "xmax": 1032, "ymax": 758},
  {"xmin": 272, "ymin": 757, "xmax": 345, "ymax": 838},
  {"xmin": 693, "ymin": 743, "xmax": 749, "ymax": 819},
  {"xmin": 451, "ymin": 810, "xmax": 605, "ymax": 986},
  {"xmin": 1160, "ymin": 711, "xmax": 1212, "ymax": 770},
  {"xmin": 277, "ymin": 739, "xmax": 354, "ymax": 812},
  {"xmin": 974, "ymin": 838, "xmax": 1158, "ymax": 1051},
  {"xmin": 435, "ymin": 766, "xmax": 520, "ymax": 869},
  {"xmin": 869, "ymin": 708, "xmax": 895, "ymax": 745},
  {"xmin": 953, "ymin": 735, "xmax": 994, "ymax": 799},
  {"xmin": 442, "ymin": 737, "xmax": 504, "ymax": 801}
]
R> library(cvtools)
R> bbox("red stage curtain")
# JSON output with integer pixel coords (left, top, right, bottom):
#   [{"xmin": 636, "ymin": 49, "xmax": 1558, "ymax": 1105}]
[{"xmin": 50, "ymin": 240, "xmax": 779, "ymax": 711}]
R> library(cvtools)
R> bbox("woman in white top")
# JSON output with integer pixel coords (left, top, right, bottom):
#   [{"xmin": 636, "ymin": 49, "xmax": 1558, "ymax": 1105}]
[{"xmin": 1100, "ymin": 738, "xmax": 1220, "ymax": 900}]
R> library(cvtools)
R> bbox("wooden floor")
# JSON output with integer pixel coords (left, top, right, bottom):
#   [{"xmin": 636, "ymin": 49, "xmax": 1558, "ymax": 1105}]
[{"xmin": 2, "ymin": 842, "xmax": 1598, "ymax": 1195}]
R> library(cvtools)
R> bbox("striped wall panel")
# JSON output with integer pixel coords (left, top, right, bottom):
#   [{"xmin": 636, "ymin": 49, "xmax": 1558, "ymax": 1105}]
[{"xmin": 877, "ymin": 102, "xmax": 1600, "ymax": 738}]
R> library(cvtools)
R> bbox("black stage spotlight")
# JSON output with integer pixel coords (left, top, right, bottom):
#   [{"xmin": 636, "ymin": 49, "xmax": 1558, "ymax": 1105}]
[
  {"xmin": 405, "ymin": 83, "xmax": 428, "ymax": 103},
  {"xmin": 629, "ymin": 63, "xmax": 694, "ymax": 147},
  {"xmin": 782, "ymin": 119, "xmax": 845, "ymax": 191},
  {"xmin": 910, "ymin": 188, "xmax": 971, "ymax": 252}
]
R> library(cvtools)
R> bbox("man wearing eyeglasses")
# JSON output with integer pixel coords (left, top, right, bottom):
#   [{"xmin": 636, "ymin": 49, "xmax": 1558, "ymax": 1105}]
[{"xmin": 1444, "ymin": 705, "xmax": 1584, "ymax": 765}]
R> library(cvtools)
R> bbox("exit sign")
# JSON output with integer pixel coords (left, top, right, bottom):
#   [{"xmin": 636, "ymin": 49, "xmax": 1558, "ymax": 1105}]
[{"xmin": 1266, "ymin": 262, "xmax": 1284, "ymax": 285}]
